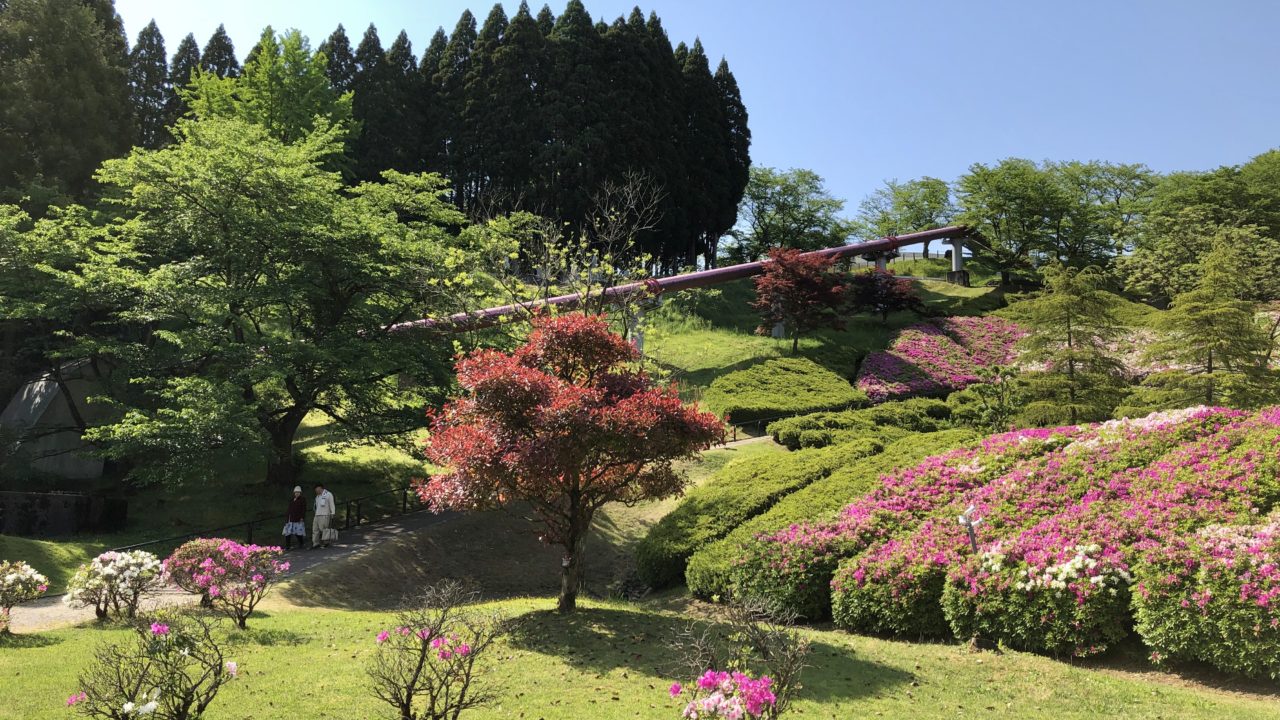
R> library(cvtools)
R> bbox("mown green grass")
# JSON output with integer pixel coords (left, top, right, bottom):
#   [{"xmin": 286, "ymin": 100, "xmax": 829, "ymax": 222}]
[
  {"xmin": 0, "ymin": 536, "xmax": 101, "ymax": 593},
  {"xmin": 1, "ymin": 596, "xmax": 1276, "ymax": 720}
]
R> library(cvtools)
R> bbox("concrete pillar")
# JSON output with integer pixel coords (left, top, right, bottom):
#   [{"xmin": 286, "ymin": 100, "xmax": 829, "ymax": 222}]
[
  {"xmin": 630, "ymin": 308, "xmax": 645, "ymax": 354},
  {"xmin": 771, "ymin": 321, "xmax": 786, "ymax": 339},
  {"xmin": 874, "ymin": 253, "xmax": 888, "ymax": 272},
  {"xmin": 945, "ymin": 238, "xmax": 970, "ymax": 287}
]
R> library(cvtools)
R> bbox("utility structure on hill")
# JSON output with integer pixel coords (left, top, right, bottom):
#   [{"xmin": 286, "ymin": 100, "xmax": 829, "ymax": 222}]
[{"xmin": 392, "ymin": 225, "xmax": 975, "ymax": 334}]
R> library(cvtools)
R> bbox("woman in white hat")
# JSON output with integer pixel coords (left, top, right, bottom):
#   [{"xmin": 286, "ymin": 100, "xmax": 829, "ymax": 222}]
[{"xmin": 282, "ymin": 486, "xmax": 307, "ymax": 550}]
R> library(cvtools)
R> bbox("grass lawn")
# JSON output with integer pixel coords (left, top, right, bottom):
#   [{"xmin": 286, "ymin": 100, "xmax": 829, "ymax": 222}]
[
  {"xmin": 0, "ymin": 536, "xmax": 101, "ymax": 593},
  {"xmin": 2, "ymin": 594, "xmax": 1277, "ymax": 720}
]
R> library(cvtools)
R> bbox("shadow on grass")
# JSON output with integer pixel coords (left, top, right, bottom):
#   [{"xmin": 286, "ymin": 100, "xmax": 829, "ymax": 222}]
[
  {"xmin": 228, "ymin": 626, "xmax": 308, "ymax": 647},
  {"xmin": 505, "ymin": 606, "xmax": 911, "ymax": 703},
  {"xmin": 0, "ymin": 632, "xmax": 62, "ymax": 649},
  {"xmin": 1081, "ymin": 637, "xmax": 1280, "ymax": 700}
]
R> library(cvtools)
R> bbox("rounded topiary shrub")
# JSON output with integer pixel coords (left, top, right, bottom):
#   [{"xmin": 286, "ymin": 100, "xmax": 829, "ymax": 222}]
[
  {"xmin": 1133, "ymin": 516, "xmax": 1280, "ymax": 679},
  {"xmin": 830, "ymin": 531, "xmax": 957, "ymax": 639},
  {"xmin": 942, "ymin": 543, "xmax": 1133, "ymax": 657},
  {"xmin": 165, "ymin": 538, "xmax": 234, "ymax": 599}
]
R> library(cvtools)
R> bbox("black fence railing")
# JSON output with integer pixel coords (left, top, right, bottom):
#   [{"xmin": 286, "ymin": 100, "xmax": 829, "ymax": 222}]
[{"xmin": 110, "ymin": 485, "xmax": 420, "ymax": 559}]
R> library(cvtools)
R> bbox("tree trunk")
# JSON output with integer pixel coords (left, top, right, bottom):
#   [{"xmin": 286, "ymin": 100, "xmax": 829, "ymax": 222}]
[
  {"xmin": 264, "ymin": 409, "xmax": 308, "ymax": 486},
  {"xmin": 791, "ymin": 335, "xmax": 799, "ymax": 355},
  {"xmin": 1000, "ymin": 269, "xmax": 1012, "ymax": 286},
  {"xmin": 1205, "ymin": 350, "xmax": 1214, "ymax": 406},
  {"xmin": 558, "ymin": 539, "xmax": 584, "ymax": 613},
  {"xmin": 922, "ymin": 240, "xmax": 930, "ymax": 259}
]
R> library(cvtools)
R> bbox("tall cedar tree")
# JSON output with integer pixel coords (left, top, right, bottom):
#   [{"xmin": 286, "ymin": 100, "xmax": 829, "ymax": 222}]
[
  {"xmin": 318, "ymin": 24, "xmax": 357, "ymax": 94},
  {"xmin": 201, "ymin": 24, "xmax": 240, "ymax": 77},
  {"xmin": 350, "ymin": 25, "xmax": 393, "ymax": 180},
  {"xmin": 0, "ymin": 0, "xmax": 132, "ymax": 202},
  {"xmin": 1012, "ymin": 264, "xmax": 1127, "ymax": 424},
  {"xmin": 752, "ymin": 247, "xmax": 848, "ymax": 353},
  {"xmin": 418, "ymin": 28, "xmax": 449, "ymax": 173},
  {"xmin": 434, "ymin": 11, "xmax": 478, "ymax": 209},
  {"xmin": 846, "ymin": 268, "xmax": 925, "ymax": 323},
  {"xmin": 167, "ymin": 33, "xmax": 201, "ymax": 126},
  {"xmin": 1145, "ymin": 245, "xmax": 1272, "ymax": 406},
  {"xmin": 416, "ymin": 314, "xmax": 722, "ymax": 612},
  {"xmin": 461, "ymin": 4, "xmax": 510, "ymax": 207},
  {"xmin": 128, "ymin": 20, "xmax": 170, "ymax": 149},
  {"xmin": 714, "ymin": 57, "xmax": 751, "ymax": 264},
  {"xmin": 384, "ymin": 31, "xmax": 423, "ymax": 172}
]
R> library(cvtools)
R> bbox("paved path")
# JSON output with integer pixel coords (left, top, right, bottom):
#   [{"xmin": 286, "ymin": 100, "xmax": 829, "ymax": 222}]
[{"xmin": 7, "ymin": 510, "xmax": 453, "ymax": 633}]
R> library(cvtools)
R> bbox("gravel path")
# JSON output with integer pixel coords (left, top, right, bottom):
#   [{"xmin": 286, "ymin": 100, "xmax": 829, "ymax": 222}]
[{"xmin": 7, "ymin": 510, "xmax": 451, "ymax": 633}]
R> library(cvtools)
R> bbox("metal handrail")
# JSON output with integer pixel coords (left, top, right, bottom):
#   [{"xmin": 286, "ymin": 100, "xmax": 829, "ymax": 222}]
[{"xmin": 109, "ymin": 485, "xmax": 420, "ymax": 556}]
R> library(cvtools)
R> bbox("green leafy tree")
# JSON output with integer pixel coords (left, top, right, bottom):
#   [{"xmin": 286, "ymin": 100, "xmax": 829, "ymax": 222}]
[
  {"xmin": 726, "ymin": 167, "xmax": 851, "ymax": 263},
  {"xmin": 83, "ymin": 116, "xmax": 485, "ymax": 487},
  {"xmin": 200, "ymin": 23, "xmax": 240, "ymax": 77},
  {"xmin": 128, "ymin": 19, "xmax": 170, "ymax": 149},
  {"xmin": 185, "ymin": 27, "xmax": 354, "ymax": 147},
  {"xmin": 956, "ymin": 159, "xmax": 1064, "ymax": 284},
  {"xmin": 1010, "ymin": 264, "xmax": 1127, "ymax": 424},
  {"xmin": 856, "ymin": 177, "xmax": 953, "ymax": 257}
]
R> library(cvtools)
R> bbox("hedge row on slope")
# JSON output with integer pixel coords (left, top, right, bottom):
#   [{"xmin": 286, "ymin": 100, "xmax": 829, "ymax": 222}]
[
  {"xmin": 683, "ymin": 428, "xmax": 979, "ymax": 605},
  {"xmin": 636, "ymin": 437, "xmax": 884, "ymax": 589},
  {"xmin": 702, "ymin": 357, "xmax": 868, "ymax": 424},
  {"xmin": 766, "ymin": 398, "xmax": 953, "ymax": 450}
]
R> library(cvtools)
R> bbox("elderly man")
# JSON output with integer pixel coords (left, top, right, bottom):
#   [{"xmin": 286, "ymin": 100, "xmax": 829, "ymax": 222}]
[{"xmin": 313, "ymin": 483, "xmax": 337, "ymax": 549}]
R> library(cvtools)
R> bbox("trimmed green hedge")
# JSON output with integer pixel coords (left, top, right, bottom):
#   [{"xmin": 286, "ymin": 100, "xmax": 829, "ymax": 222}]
[
  {"xmin": 767, "ymin": 398, "xmax": 952, "ymax": 450},
  {"xmin": 702, "ymin": 357, "xmax": 868, "ymax": 424},
  {"xmin": 636, "ymin": 437, "xmax": 884, "ymax": 589},
  {"xmin": 684, "ymin": 429, "xmax": 979, "ymax": 601}
]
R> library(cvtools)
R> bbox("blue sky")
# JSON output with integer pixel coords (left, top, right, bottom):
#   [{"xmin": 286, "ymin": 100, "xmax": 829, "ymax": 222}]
[{"xmin": 116, "ymin": 0, "xmax": 1280, "ymax": 220}]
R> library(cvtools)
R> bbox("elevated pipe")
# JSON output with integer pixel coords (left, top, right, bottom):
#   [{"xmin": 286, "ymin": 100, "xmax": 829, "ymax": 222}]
[{"xmin": 391, "ymin": 225, "xmax": 972, "ymax": 333}]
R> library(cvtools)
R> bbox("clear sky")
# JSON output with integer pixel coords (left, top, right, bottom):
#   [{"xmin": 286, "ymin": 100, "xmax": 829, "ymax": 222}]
[{"xmin": 115, "ymin": 0, "xmax": 1280, "ymax": 219}]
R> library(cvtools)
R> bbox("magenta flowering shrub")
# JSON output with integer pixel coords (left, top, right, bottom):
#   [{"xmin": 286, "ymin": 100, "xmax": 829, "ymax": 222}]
[
  {"xmin": 730, "ymin": 405, "xmax": 1280, "ymax": 668},
  {"xmin": 175, "ymin": 540, "xmax": 288, "ymax": 629},
  {"xmin": 856, "ymin": 317, "xmax": 1025, "ymax": 403},
  {"xmin": 164, "ymin": 538, "xmax": 233, "ymax": 598},
  {"xmin": 1133, "ymin": 513, "xmax": 1280, "ymax": 679},
  {"xmin": 669, "ymin": 669, "xmax": 777, "ymax": 719}
]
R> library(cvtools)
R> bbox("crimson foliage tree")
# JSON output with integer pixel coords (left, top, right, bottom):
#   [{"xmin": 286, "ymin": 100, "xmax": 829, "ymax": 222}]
[
  {"xmin": 847, "ymin": 269, "xmax": 925, "ymax": 323},
  {"xmin": 416, "ymin": 314, "xmax": 723, "ymax": 612},
  {"xmin": 752, "ymin": 247, "xmax": 848, "ymax": 353}
]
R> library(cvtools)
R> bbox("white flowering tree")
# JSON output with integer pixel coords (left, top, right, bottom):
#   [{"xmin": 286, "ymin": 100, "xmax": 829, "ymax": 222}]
[
  {"xmin": 0, "ymin": 560, "xmax": 49, "ymax": 634},
  {"xmin": 65, "ymin": 551, "xmax": 165, "ymax": 621}
]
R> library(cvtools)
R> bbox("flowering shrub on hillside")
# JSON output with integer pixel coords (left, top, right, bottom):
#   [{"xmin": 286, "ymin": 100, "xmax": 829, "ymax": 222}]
[
  {"xmin": 728, "ymin": 406, "xmax": 1280, "ymax": 669},
  {"xmin": 0, "ymin": 560, "xmax": 48, "ymax": 633},
  {"xmin": 856, "ymin": 317, "xmax": 1025, "ymax": 402},
  {"xmin": 1134, "ymin": 513, "xmax": 1280, "ymax": 679},
  {"xmin": 65, "ymin": 551, "xmax": 165, "ymax": 621},
  {"xmin": 171, "ymin": 540, "xmax": 288, "ymax": 629}
]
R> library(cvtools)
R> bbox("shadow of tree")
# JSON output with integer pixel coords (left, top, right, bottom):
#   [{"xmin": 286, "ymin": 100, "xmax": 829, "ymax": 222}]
[
  {"xmin": 0, "ymin": 632, "xmax": 62, "ymax": 649},
  {"xmin": 505, "ymin": 606, "xmax": 911, "ymax": 703},
  {"xmin": 227, "ymin": 626, "xmax": 307, "ymax": 647},
  {"xmin": 1080, "ymin": 637, "xmax": 1280, "ymax": 700}
]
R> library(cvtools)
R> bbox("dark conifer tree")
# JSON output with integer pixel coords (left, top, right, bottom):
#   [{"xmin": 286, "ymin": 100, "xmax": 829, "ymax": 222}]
[
  {"xmin": 351, "ymin": 24, "xmax": 392, "ymax": 180},
  {"xmin": 713, "ymin": 58, "xmax": 751, "ymax": 266},
  {"xmin": 418, "ymin": 28, "xmax": 449, "ymax": 173},
  {"xmin": 541, "ymin": 0, "xmax": 602, "ymax": 226},
  {"xmin": 433, "ymin": 10, "xmax": 477, "ymax": 208},
  {"xmin": 201, "ymin": 23, "xmax": 239, "ymax": 77},
  {"xmin": 679, "ymin": 39, "xmax": 730, "ymax": 266},
  {"xmin": 318, "ymin": 24, "xmax": 356, "ymax": 94},
  {"xmin": 463, "ymin": 4, "xmax": 509, "ymax": 206},
  {"xmin": 128, "ymin": 19, "xmax": 170, "ymax": 149},
  {"xmin": 535, "ymin": 4, "xmax": 555, "ymax": 35},
  {"xmin": 165, "ymin": 32, "xmax": 200, "ymax": 129},
  {"xmin": 384, "ymin": 30, "xmax": 423, "ymax": 172},
  {"xmin": 0, "ymin": 0, "xmax": 132, "ymax": 202},
  {"xmin": 480, "ymin": 1, "xmax": 545, "ymax": 210}
]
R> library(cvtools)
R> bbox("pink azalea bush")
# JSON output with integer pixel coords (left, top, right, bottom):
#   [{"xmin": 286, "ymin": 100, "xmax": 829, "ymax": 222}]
[
  {"xmin": 670, "ymin": 669, "xmax": 777, "ymax": 719},
  {"xmin": 0, "ymin": 560, "xmax": 49, "ymax": 633},
  {"xmin": 729, "ymin": 406, "xmax": 1280, "ymax": 670},
  {"xmin": 164, "ymin": 538, "xmax": 234, "ymax": 600},
  {"xmin": 174, "ymin": 540, "xmax": 288, "ymax": 629},
  {"xmin": 856, "ymin": 317, "xmax": 1025, "ymax": 402},
  {"xmin": 1133, "ymin": 511, "xmax": 1280, "ymax": 679}
]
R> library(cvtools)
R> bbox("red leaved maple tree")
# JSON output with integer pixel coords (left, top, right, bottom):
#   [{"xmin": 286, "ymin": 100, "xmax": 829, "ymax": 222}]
[
  {"xmin": 415, "ymin": 314, "xmax": 723, "ymax": 612},
  {"xmin": 752, "ymin": 247, "xmax": 848, "ymax": 353}
]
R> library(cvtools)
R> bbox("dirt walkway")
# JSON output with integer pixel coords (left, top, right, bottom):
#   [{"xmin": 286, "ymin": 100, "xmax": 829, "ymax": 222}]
[{"xmin": 7, "ymin": 510, "xmax": 452, "ymax": 633}]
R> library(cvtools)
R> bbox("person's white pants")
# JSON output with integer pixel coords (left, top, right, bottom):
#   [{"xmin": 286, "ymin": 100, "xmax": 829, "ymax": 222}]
[{"xmin": 313, "ymin": 514, "xmax": 336, "ymax": 546}]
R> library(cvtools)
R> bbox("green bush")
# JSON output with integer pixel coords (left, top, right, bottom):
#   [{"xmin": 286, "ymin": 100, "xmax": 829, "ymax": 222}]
[
  {"xmin": 636, "ymin": 438, "xmax": 883, "ymax": 589},
  {"xmin": 768, "ymin": 398, "xmax": 951, "ymax": 450},
  {"xmin": 702, "ymin": 357, "xmax": 867, "ymax": 424},
  {"xmin": 684, "ymin": 429, "xmax": 979, "ymax": 601}
]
